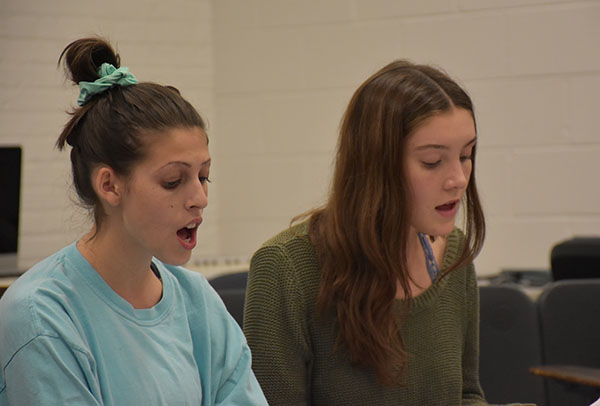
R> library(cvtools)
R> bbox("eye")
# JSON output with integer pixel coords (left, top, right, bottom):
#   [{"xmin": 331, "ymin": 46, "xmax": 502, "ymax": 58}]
[
  {"xmin": 461, "ymin": 145, "xmax": 475, "ymax": 162},
  {"xmin": 199, "ymin": 176, "xmax": 211, "ymax": 185},
  {"xmin": 163, "ymin": 179, "xmax": 182, "ymax": 189},
  {"xmin": 422, "ymin": 160, "xmax": 441, "ymax": 169}
]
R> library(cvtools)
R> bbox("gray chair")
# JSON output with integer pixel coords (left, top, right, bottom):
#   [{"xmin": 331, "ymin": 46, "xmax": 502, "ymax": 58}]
[
  {"xmin": 535, "ymin": 279, "xmax": 600, "ymax": 406},
  {"xmin": 209, "ymin": 271, "xmax": 248, "ymax": 290},
  {"xmin": 209, "ymin": 272, "xmax": 249, "ymax": 327},
  {"xmin": 215, "ymin": 288, "xmax": 246, "ymax": 328},
  {"xmin": 479, "ymin": 284, "xmax": 546, "ymax": 405},
  {"xmin": 550, "ymin": 237, "xmax": 600, "ymax": 281}
]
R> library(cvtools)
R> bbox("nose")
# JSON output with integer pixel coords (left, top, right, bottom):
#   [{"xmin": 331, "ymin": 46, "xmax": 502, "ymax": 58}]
[
  {"xmin": 444, "ymin": 161, "xmax": 469, "ymax": 191},
  {"xmin": 186, "ymin": 179, "xmax": 208, "ymax": 210}
]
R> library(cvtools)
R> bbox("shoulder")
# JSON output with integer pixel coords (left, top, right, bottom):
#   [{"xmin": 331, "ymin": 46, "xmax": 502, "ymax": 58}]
[
  {"xmin": 446, "ymin": 227, "xmax": 466, "ymax": 252},
  {"xmin": 0, "ymin": 246, "xmax": 89, "ymax": 366},
  {"xmin": 439, "ymin": 228, "xmax": 477, "ymax": 289},
  {"xmin": 0, "ymin": 245, "xmax": 83, "ymax": 326},
  {"xmin": 260, "ymin": 221, "xmax": 312, "ymax": 250},
  {"xmin": 251, "ymin": 221, "xmax": 319, "ymax": 284},
  {"xmin": 440, "ymin": 227, "xmax": 469, "ymax": 271},
  {"xmin": 247, "ymin": 221, "xmax": 321, "ymax": 308},
  {"xmin": 253, "ymin": 221, "xmax": 316, "ymax": 266}
]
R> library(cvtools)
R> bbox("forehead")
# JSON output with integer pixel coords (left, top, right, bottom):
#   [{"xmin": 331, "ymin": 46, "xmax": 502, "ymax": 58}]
[
  {"xmin": 142, "ymin": 127, "xmax": 209, "ymax": 164},
  {"xmin": 407, "ymin": 109, "xmax": 476, "ymax": 149}
]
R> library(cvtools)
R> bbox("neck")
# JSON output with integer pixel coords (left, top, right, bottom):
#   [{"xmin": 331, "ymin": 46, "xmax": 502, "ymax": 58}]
[
  {"xmin": 77, "ymin": 226, "xmax": 163, "ymax": 309},
  {"xmin": 396, "ymin": 231, "xmax": 433, "ymax": 299}
]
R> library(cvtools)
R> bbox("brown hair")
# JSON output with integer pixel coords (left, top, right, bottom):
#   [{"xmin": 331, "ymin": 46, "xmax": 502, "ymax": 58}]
[
  {"xmin": 57, "ymin": 37, "xmax": 206, "ymax": 233},
  {"xmin": 306, "ymin": 60, "xmax": 485, "ymax": 385}
]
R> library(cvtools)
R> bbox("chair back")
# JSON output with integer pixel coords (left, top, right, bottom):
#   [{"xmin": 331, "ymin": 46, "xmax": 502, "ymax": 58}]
[
  {"xmin": 538, "ymin": 279, "xmax": 600, "ymax": 406},
  {"xmin": 551, "ymin": 237, "xmax": 600, "ymax": 280},
  {"xmin": 209, "ymin": 271, "xmax": 248, "ymax": 290},
  {"xmin": 209, "ymin": 272, "xmax": 249, "ymax": 327},
  {"xmin": 479, "ymin": 284, "xmax": 545, "ymax": 405},
  {"xmin": 215, "ymin": 288, "xmax": 246, "ymax": 328}
]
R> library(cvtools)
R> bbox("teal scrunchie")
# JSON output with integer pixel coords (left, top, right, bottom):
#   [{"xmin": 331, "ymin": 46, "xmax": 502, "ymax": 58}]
[{"xmin": 77, "ymin": 63, "xmax": 139, "ymax": 106}]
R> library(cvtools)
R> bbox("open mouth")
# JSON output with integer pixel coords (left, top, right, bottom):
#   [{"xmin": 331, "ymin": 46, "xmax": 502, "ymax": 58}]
[
  {"xmin": 436, "ymin": 201, "xmax": 457, "ymax": 212},
  {"xmin": 177, "ymin": 222, "xmax": 200, "ymax": 248},
  {"xmin": 435, "ymin": 200, "xmax": 460, "ymax": 218}
]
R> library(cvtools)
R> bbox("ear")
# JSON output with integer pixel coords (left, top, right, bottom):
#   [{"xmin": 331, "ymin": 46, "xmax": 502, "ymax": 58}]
[{"xmin": 92, "ymin": 166, "xmax": 125, "ymax": 207}]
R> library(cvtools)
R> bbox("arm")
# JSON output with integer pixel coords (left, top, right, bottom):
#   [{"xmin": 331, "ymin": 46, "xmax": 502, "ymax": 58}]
[
  {"xmin": 190, "ymin": 275, "xmax": 267, "ymax": 406},
  {"xmin": 243, "ymin": 244, "xmax": 312, "ymax": 406},
  {"xmin": 210, "ymin": 329, "xmax": 267, "ymax": 406}
]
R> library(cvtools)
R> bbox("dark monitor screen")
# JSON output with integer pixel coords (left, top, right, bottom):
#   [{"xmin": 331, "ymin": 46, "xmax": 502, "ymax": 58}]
[{"xmin": 0, "ymin": 146, "xmax": 22, "ymax": 269}]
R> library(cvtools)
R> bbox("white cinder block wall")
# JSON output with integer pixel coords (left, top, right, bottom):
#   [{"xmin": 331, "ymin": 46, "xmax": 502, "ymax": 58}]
[
  {"xmin": 2, "ymin": 0, "xmax": 599, "ymax": 276},
  {"xmin": 214, "ymin": 0, "xmax": 600, "ymax": 276},
  {"xmin": 0, "ymin": 0, "xmax": 218, "ymax": 269}
]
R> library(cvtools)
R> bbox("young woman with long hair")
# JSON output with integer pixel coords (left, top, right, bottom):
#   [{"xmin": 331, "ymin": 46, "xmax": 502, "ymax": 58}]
[{"xmin": 243, "ymin": 60, "xmax": 506, "ymax": 405}]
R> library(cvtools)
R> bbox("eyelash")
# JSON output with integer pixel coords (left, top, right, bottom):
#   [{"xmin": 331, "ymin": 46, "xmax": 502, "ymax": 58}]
[
  {"xmin": 421, "ymin": 155, "xmax": 473, "ymax": 169},
  {"xmin": 422, "ymin": 160, "xmax": 441, "ymax": 168},
  {"xmin": 163, "ymin": 180, "xmax": 182, "ymax": 189},
  {"xmin": 163, "ymin": 176, "xmax": 211, "ymax": 190}
]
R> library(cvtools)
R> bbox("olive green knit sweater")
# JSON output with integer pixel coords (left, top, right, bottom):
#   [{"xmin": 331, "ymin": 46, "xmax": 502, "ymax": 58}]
[{"xmin": 244, "ymin": 221, "xmax": 498, "ymax": 406}]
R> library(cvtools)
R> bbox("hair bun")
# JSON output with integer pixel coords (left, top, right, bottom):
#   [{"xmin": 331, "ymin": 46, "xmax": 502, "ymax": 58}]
[{"xmin": 59, "ymin": 37, "xmax": 121, "ymax": 85}]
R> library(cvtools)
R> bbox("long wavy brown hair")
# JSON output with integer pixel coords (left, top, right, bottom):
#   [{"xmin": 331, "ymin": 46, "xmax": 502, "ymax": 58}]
[{"xmin": 305, "ymin": 60, "xmax": 485, "ymax": 386}]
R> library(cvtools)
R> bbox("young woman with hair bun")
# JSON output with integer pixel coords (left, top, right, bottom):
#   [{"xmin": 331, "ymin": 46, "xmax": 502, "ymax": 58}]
[{"xmin": 0, "ymin": 37, "xmax": 267, "ymax": 406}]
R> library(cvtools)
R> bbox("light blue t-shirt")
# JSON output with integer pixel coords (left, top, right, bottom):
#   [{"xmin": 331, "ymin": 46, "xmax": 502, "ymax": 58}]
[{"xmin": 0, "ymin": 243, "xmax": 267, "ymax": 406}]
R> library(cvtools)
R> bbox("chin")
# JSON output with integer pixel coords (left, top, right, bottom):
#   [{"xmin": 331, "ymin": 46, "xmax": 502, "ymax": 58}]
[
  {"xmin": 424, "ymin": 222, "xmax": 455, "ymax": 238},
  {"xmin": 437, "ymin": 224, "xmax": 456, "ymax": 237},
  {"xmin": 155, "ymin": 251, "xmax": 192, "ymax": 267}
]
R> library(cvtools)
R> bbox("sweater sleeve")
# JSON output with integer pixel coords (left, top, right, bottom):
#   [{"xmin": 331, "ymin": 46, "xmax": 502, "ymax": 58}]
[
  {"xmin": 243, "ymin": 243, "xmax": 312, "ymax": 406},
  {"xmin": 461, "ymin": 263, "xmax": 489, "ymax": 406}
]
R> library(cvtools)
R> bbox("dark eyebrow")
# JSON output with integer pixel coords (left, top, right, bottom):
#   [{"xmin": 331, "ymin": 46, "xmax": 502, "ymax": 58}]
[
  {"xmin": 414, "ymin": 137, "xmax": 477, "ymax": 151},
  {"xmin": 160, "ymin": 158, "xmax": 211, "ymax": 170}
]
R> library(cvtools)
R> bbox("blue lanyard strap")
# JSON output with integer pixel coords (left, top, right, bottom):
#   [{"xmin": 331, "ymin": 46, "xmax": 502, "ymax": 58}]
[{"xmin": 418, "ymin": 232, "xmax": 440, "ymax": 282}]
